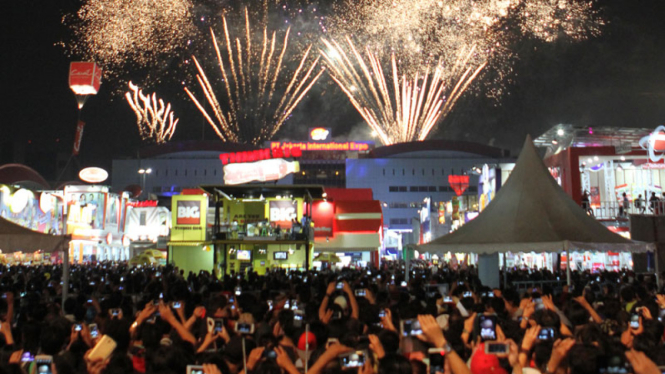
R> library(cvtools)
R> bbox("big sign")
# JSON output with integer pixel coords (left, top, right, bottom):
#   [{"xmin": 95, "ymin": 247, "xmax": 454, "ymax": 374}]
[
  {"xmin": 177, "ymin": 200, "xmax": 201, "ymax": 225},
  {"xmin": 269, "ymin": 200, "xmax": 297, "ymax": 228}
]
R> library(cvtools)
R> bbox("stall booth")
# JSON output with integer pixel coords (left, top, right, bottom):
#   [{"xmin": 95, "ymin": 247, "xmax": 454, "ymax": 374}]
[
  {"xmin": 124, "ymin": 200, "xmax": 170, "ymax": 262},
  {"xmin": 65, "ymin": 185, "xmax": 131, "ymax": 263},
  {"xmin": 310, "ymin": 188, "xmax": 382, "ymax": 269},
  {"xmin": 199, "ymin": 185, "xmax": 325, "ymax": 276}
]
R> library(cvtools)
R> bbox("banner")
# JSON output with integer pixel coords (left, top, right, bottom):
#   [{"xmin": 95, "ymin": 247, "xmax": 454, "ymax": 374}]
[
  {"xmin": 171, "ymin": 195, "xmax": 207, "ymax": 241},
  {"xmin": 72, "ymin": 120, "xmax": 85, "ymax": 156},
  {"xmin": 269, "ymin": 200, "xmax": 298, "ymax": 228}
]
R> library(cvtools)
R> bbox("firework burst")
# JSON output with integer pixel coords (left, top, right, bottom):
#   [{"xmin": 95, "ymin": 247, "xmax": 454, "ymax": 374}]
[
  {"xmin": 185, "ymin": 9, "xmax": 324, "ymax": 145},
  {"xmin": 125, "ymin": 82, "xmax": 179, "ymax": 144},
  {"xmin": 64, "ymin": 0, "xmax": 197, "ymax": 78},
  {"xmin": 321, "ymin": 38, "xmax": 485, "ymax": 145}
]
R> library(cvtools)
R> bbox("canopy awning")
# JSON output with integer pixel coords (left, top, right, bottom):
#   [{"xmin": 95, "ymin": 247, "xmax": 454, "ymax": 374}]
[
  {"xmin": 419, "ymin": 136, "xmax": 654, "ymax": 255},
  {"xmin": 0, "ymin": 216, "xmax": 69, "ymax": 253}
]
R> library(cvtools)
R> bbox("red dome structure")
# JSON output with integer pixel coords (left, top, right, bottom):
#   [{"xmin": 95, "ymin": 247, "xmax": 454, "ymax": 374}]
[{"xmin": 0, "ymin": 164, "xmax": 50, "ymax": 189}]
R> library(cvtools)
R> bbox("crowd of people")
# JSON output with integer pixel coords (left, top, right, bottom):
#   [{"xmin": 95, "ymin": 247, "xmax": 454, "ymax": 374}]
[{"xmin": 0, "ymin": 263, "xmax": 662, "ymax": 374}]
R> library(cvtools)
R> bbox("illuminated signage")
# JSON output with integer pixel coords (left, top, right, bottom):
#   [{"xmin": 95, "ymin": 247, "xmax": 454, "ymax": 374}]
[
  {"xmin": 309, "ymin": 127, "xmax": 331, "ymax": 142},
  {"xmin": 640, "ymin": 126, "xmax": 665, "ymax": 162},
  {"xmin": 268, "ymin": 141, "xmax": 374, "ymax": 152},
  {"xmin": 79, "ymin": 167, "xmax": 109, "ymax": 184},
  {"xmin": 219, "ymin": 147, "xmax": 301, "ymax": 165},
  {"xmin": 127, "ymin": 200, "xmax": 158, "ymax": 208},
  {"xmin": 170, "ymin": 195, "xmax": 207, "ymax": 241},
  {"xmin": 223, "ymin": 159, "xmax": 300, "ymax": 185},
  {"xmin": 176, "ymin": 200, "xmax": 201, "ymax": 225},
  {"xmin": 269, "ymin": 200, "xmax": 298, "ymax": 227}
]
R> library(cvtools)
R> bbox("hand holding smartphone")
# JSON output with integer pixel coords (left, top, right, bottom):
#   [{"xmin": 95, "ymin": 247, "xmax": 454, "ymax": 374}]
[{"xmin": 88, "ymin": 335, "xmax": 117, "ymax": 361}]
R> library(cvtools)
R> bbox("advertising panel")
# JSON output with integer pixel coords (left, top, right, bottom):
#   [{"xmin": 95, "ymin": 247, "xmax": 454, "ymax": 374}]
[
  {"xmin": 171, "ymin": 195, "xmax": 207, "ymax": 241},
  {"xmin": 66, "ymin": 188, "xmax": 106, "ymax": 230},
  {"xmin": 176, "ymin": 200, "xmax": 202, "ymax": 225},
  {"xmin": 311, "ymin": 200, "xmax": 334, "ymax": 238},
  {"xmin": 269, "ymin": 200, "xmax": 298, "ymax": 229},
  {"xmin": 223, "ymin": 159, "xmax": 300, "ymax": 185},
  {"xmin": 0, "ymin": 187, "xmax": 63, "ymax": 234},
  {"xmin": 420, "ymin": 197, "xmax": 431, "ymax": 244}
]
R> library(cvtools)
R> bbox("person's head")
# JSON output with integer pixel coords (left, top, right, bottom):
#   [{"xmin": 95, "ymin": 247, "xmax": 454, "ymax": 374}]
[
  {"xmin": 502, "ymin": 288, "xmax": 520, "ymax": 312},
  {"xmin": 566, "ymin": 343, "xmax": 601, "ymax": 374},
  {"xmin": 377, "ymin": 353, "xmax": 412, "ymax": 374},
  {"xmin": 620, "ymin": 287, "xmax": 636, "ymax": 304},
  {"xmin": 40, "ymin": 325, "xmax": 67, "ymax": 355}
]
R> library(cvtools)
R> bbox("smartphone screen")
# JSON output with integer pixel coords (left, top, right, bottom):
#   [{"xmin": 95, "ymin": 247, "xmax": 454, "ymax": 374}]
[
  {"xmin": 538, "ymin": 327, "xmax": 555, "ymax": 341},
  {"xmin": 214, "ymin": 319, "xmax": 224, "ymax": 333},
  {"xmin": 340, "ymin": 351, "xmax": 365, "ymax": 368},
  {"xmin": 236, "ymin": 323, "xmax": 253, "ymax": 334},
  {"xmin": 401, "ymin": 319, "xmax": 423, "ymax": 337},
  {"xmin": 293, "ymin": 312, "xmax": 304, "ymax": 328},
  {"xmin": 336, "ymin": 282, "xmax": 343, "ymax": 290},
  {"xmin": 36, "ymin": 357, "xmax": 53, "ymax": 374},
  {"xmin": 355, "ymin": 289, "xmax": 366, "ymax": 297},
  {"xmin": 21, "ymin": 352, "xmax": 34, "ymax": 363},
  {"xmin": 478, "ymin": 315, "xmax": 497, "ymax": 341},
  {"xmin": 89, "ymin": 324, "xmax": 99, "ymax": 338},
  {"xmin": 429, "ymin": 349, "xmax": 445, "ymax": 374},
  {"xmin": 463, "ymin": 291, "xmax": 472, "ymax": 298},
  {"xmin": 630, "ymin": 313, "xmax": 640, "ymax": 329},
  {"xmin": 443, "ymin": 296, "xmax": 453, "ymax": 303},
  {"xmin": 485, "ymin": 342, "xmax": 509, "ymax": 354}
]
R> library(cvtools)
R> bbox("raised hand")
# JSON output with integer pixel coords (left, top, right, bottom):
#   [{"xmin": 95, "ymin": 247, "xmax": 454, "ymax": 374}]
[{"xmin": 417, "ymin": 314, "xmax": 446, "ymax": 348}]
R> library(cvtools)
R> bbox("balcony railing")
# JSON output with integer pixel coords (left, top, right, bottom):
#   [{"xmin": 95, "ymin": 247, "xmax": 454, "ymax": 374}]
[{"xmin": 584, "ymin": 200, "xmax": 665, "ymax": 219}]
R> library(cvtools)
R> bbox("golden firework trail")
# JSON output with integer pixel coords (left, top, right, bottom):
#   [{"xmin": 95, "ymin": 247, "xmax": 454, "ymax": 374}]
[
  {"xmin": 321, "ymin": 37, "xmax": 486, "ymax": 145},
  {"xmin": 125, "ymin": 82, "xmax": 179, "ymax": 144},
  {"xmin": 185, "ymin": 9, "xmax": 324, "ymax": 145}
]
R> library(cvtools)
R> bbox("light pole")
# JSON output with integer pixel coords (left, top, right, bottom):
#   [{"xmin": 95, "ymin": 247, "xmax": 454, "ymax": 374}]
[{"xmin": 138, "ymin": 168, "xmax": 152, "ymax": 200}]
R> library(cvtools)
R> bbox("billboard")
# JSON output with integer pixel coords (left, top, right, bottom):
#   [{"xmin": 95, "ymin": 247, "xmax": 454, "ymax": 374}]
[
  {"xmin": 223, "ymin": 159, "xmax": 300, "ymax": 185},
  {"xmin": 171, "ymin": 195, "xmax": 207, "ymax": 241},
  {"xmin": 269, "ymin": 200, "xmax": 298, "ymax": 228},
  {"xmin": 176, "ymin": 200, "xmax": 201, "ymax": 225}
]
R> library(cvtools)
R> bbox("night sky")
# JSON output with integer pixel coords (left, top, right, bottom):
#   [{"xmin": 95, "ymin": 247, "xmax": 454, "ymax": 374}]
[{"xmin": 2, "ymin": 0, "xmax": 665, "ymax": 180}]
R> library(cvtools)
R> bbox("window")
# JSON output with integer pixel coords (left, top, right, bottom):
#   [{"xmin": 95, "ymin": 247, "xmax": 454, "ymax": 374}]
[
  {"xmin": 422, "ymin": 169, "xmax": 425, "ymax": 176},
  {"xmin": 194, "ymin": 170, "xmax": 197, "ymax": 176},
  {"xmin": 410, "ymin": 186, "xmax": 418, "ymax": 192},
  {"xmin": 399, "ymin": 186, "xmax": 407, "ymax": 192},
  {"xmin": 185, "ymin": 170, "xmax": 188, "ymax": 176},
  {"xmin": 389, "ymin": 202, "xmax": 408, "ymax": 209},
  {"xmin": 389, "ymin": 218, "xmax": 409, "ymax": 225},
  {"xmin": 441, "ymin": 169, "xmax": 445, "ymax": 175},
  {"xmin": 432, "ymin": 169, "xmax": 435, "ymax": 176},
  {"xmin": 412, "ymin": 169, "xmax": 415, "ymax": 176},
  {"xmin": 140, "ymin": 212, "xmax": 147, "ymax": 226},
  {"xmin": 429, "ymin": 186, "xmax": 437, "ymax": 192},
  {"xmin": 402, "ymin": 169, "xmax": 405, "ymax": 176},
  {"xmin": 175, "ymin": 169, "xmax": 178, "ymax": 176},
  {"xmin": 155, "ymin": 170, "xmax": 159, "ymax": 176},
  {"xmin": 418, "ymin": 186, "xmax": 428, "ymax": 192},
  {"xmin": 204, "ymin": 169, "xmax": 207, "ymax": 176},
  {"xmin": 165, "ymin": 169, "xmax": 168, "ymax": 176},
  {"xmin": 393, "ymin": 169, "xmax": 395, "ymax": 176},
  {"xmin": 439, "ymin": 186, "xmax": 452, "ymax": 192},
  {"xmin": 389, "ymin": 186, "xmax": 399, "ymax": 192},
  {"xmin": 214, "ymin": 169, "xmax": 217, "ymax": 176}
]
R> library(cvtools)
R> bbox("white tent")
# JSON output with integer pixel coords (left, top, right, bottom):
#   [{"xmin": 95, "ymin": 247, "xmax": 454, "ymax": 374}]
[
  {"xmin": 419, "ymin": 136, "xmax": 654, "ymax": 283},
  {"xmin": 0, "ymin": 216, "xmax": 69, "ymax": 252}
]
